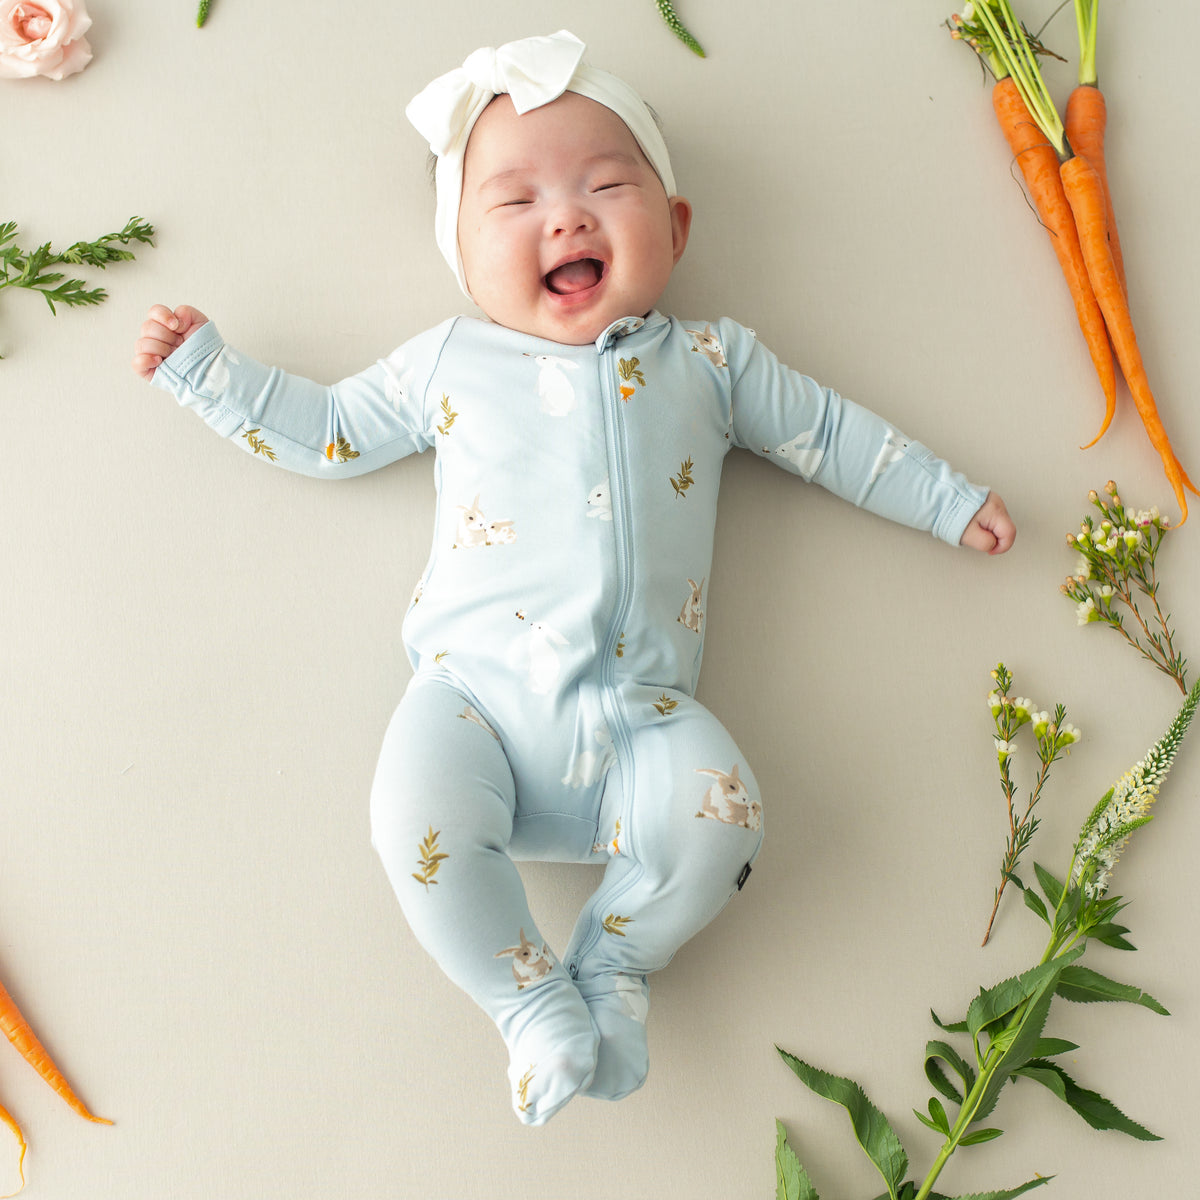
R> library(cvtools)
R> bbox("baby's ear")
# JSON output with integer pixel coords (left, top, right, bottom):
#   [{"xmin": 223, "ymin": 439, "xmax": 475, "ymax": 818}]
[{"xmin": 669, "ymin": 196, "xmax": 692, "ymax": 264}]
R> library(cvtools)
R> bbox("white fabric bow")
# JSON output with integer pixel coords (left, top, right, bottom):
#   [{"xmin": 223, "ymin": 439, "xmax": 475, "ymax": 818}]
[
  {"xmin": 406, "ymin": 30, "xmax": 587, "ymax": 158},
  {"xmin": 405, "ymin": 30, "xmax": 676, "ymax": 298}
]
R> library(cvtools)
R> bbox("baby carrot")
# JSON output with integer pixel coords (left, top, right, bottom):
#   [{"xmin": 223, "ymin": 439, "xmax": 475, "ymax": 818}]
[
  {"xmin": 1060, "ymin": 154, "xmax": 1199, "ymax": 523},
  {"xmin": 0, "ymin": 975, "xmax": 111, "ymax": 1126},
  {"xmin": 1068, "ymin": 0, "xmax": 1126, "ymax": 297},
  {"xmin": 991, "ymin": 75, "xmax": 1116, "ymax": 446},
  {"xmin": 1066, "ymin": 84, "xmax": 1125, "ymax": 299},
  {"xmin": 0, "ymin": 1100, "xmax": 26, "ymax": 1196}
]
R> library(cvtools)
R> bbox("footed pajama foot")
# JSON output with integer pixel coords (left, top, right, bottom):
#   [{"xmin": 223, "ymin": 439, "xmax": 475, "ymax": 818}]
[
  {"xmin": 577, "ymin": 974, "xmax": 650, "ymax": 1102},
  {"xmin": 504, "ymin": 982, "xmax": 599, "ymax": 1126}
]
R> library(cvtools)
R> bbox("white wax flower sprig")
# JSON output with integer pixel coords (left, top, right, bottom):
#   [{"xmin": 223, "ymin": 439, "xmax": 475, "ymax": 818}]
[
  {"xmin": 1062, "ymin": 481, "xmax": 1188, "ymax": 694},
  {"xmin": 982, "ymin": 664, "xmax": 1081, "ymax": 946}
]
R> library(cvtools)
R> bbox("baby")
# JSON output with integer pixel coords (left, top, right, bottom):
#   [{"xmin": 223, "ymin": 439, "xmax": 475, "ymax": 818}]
[{"xmin": 132, "ymin": 30, "xmax": 1014, "ymax": 1126}]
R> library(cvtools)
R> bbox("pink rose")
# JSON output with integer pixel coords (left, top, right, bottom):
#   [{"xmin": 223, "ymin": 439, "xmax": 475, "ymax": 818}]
[{"xmin": 0, "ymin": 0, "xmax": 92, "ymax": 80}]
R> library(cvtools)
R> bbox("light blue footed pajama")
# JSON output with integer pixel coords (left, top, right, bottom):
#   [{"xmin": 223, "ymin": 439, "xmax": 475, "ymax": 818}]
[{"xmin": 153, "ymin": 310, "xmax": 988, "ymax": 1124}]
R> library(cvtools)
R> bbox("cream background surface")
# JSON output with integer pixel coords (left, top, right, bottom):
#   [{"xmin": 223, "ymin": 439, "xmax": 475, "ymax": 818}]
[{"xmin": 3, "ymin": 2, "xmax": 1199, "ymax": 1197}]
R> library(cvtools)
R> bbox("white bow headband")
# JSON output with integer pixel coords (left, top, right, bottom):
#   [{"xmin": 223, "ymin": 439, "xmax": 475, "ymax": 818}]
[{"xmin": 405, "ymin": 30, "xmax": 676, "ymax": 297}]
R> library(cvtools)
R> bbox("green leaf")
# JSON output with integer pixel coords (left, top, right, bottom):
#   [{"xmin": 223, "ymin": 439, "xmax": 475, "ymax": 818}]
[
  {"xmin": 925, "ymin": 1039, "xmax": 976, "ymax": 1105},
  {"xmin": 930, "ymin": 1009, "xmax": 968, "ymax": 1035},
  {"xmin": 1013, "ymin": 1061, "xmax": 1161, "ymax": 1140},
  {"xmin": 1088, "ymin": 922, "xmax": 1136, "ymax": 951},
  {"xmin": 1055, "ymin": 965, "xmax": 1170, "ymax": 1014},
  {"xmin": 775, "ymin": 1119, "xmax": 821, "ymax": 1200},
  {"xmin": 914, "ymin": 1096, "xmax": 951, "ymax": 1136},
  {"xmin": 969, "ymin": 949, "xmax": 1085, "ymax": 1123},
  {"xmin": 929, "ymin": 1179, "xmax": 1053, "ymax": 1200},
  {"xmin": 1021, "ymin": 885, "xmax": 1050, "ymax": 925},
  {"xmin": 966, "ymin": 950, "xmax": 1083, "ymax": 1044},
  {"xmin": 914, "ymin": 1108, "xmax": 944, "ymax": 1134},
  {"xmin": 777, "ymin": 1049, "xmax": 908, "ymax": 1200},
  {"xmin": 1033, "ymin": 862, "xmax": 1064, "ymax": 908},
  {"xmin": 1030, "ymin": 1037, "xmax": 1078, "ymax": 1057},
  {"xmin": 958, "ymin": 1126, "xmax": 1005, "ymax": 1146}
]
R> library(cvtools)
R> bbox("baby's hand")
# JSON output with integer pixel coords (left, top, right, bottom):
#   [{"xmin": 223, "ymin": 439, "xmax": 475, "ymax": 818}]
[
  {"xmin": 960, "ymin": 492, "xmax": 1016, "ymax": 555},
  {"xmin": 131, "ymin": 304, "xmax": 209, "ymax": 380}
]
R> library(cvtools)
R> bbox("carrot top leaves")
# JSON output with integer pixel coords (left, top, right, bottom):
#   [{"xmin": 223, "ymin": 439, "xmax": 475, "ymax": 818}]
[{"xmin": 951, "ymin": 1, "xmax": 1069, "ymax": 156}]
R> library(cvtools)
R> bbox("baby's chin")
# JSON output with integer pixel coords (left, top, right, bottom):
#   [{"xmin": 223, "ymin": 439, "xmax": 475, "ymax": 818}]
[{"xmin": 478, "ymin": 295, "xmax": 657, "ymax": 347}]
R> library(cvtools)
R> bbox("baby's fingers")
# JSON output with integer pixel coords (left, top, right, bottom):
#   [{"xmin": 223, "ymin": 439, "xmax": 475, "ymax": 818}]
[
  {"xmin": 131, "ymin": 348, "xmax": 165, "ymax": 381},
  {"xmin": 145, "ymin": 302, "xmax": 181, "ymax": 331}
]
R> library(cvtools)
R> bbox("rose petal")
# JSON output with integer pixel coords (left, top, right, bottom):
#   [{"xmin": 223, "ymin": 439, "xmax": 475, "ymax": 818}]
[{"xmin": 42, "ymin": 31, "xmax": 88, "ymax": 78}]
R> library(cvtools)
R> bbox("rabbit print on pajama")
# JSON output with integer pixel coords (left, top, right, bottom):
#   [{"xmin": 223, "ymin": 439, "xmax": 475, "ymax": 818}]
[{"xmin": 153, "ymin": 310, "xmax": 992, "ymax": 1126}]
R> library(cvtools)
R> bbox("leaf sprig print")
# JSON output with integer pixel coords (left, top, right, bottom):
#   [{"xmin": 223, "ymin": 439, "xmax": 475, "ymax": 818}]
[
  {"xmin": 241, "ymin": 428, "xmax": 277, "ymax": 460},
  {"xmin": 602, "ymin": 914, "xmax": 633, "ymax": 937},
  {"xmin": 654, "ymin": 694, "xmax": 678, "ymax": 716},
  {"xmin": 670, "ymin": 457, "xmax": 695, "ymax": 498},
  {"xmin": 618, "ymin": 357, "xmax": 646, "ymax": 387},
  {"xmin": 412, "ymin": 825, "xmax": 449, "ymax": 890},
  {"xmin": 325, "ymin": 436, "xmax": 359, "ymax": 462},
  {"xmin": 437, "ymin": 395, "xmax": 458, "ymax": 436},
  {"xmin": 516, "ymin": 1067, "xmax": 535, "ymax": 1114}
]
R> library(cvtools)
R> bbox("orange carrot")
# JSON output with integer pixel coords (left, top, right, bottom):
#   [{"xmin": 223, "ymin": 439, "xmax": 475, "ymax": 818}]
[
  {"xmin": 991, "ymin": 76, "xmax": 1117, "ymax": 446},
  {"xmin": 1060, "ymin": 154, "xmax": 1200, "ymax": 524},
  {"xmin": 0, "ymin": 1100, "xmax": 26, "ymax": 1196},
  {"xmin": 0, "ymin": 975, "xmax": 111, "ymax": 1126},
  {"xmin": 1066, "ymin": 83, "xmax": 1127, "ymax": 298}
]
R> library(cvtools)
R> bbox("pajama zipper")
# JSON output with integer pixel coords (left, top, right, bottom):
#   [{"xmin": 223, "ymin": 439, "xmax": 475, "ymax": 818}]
[{"xmin": 569, "ymin": 345, "xmax": 644, "ymax": 975}]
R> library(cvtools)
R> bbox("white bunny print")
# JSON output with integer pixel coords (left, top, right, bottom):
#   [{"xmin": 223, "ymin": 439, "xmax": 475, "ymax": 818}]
[
  {"xmin": 775, "ymin": 429, "xmax": 825, "ymax": 479},
  {"xmin": 587, "ymin": 479, "xmax": 613, "ymax": 521},
  {"xmin": 509, "ymin": 618, "xmax": 569, "ymax": 695},
  {"xmin": 612, "ymin": 973, "xmax": 649, "ymax": 1023},
  {"xmin": 868, "ymin": 427, "xmax": 909, "ymax": 484},
  {"xmin": 494, "ymin": 929, "xmax": 555, "ymax": 990},
  {"xmin": 695, "ymin": 763, "xmax": 761, "ymax": 830},
  {"xmin": 530, "ymin": 354, "xmax": 580, "ymax": 416},
  {"xmin": 199, "ymin": 346, "xmax": 239, "ymax": 398},
  {"xmin": 564, "ymin": 724, "xmax": 615, "ymax": 788}
]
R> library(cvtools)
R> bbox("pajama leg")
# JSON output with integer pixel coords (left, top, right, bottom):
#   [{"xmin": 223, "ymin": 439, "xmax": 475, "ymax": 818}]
[
  {"xmin": 370, "ymin": 677, "xmax": 598, "ymax": 1125},
  {"xmin": 565, "ymin": 695, "xmax": 763, "ymax": 1101}
]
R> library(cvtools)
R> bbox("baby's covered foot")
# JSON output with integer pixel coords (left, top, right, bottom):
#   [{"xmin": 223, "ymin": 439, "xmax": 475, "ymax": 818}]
[
  {"xmin": 503, "ymin": 980, "xmax": 599, "ymax": 1125},
  {"xmin": 577, "ymin": 973, "xmax": 650, "ymax": 1101}
]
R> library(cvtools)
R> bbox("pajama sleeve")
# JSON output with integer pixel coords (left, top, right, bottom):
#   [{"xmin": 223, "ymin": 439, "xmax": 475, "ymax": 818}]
[
  {"xmin": 719, "ymin": 318, "xmax": 989, "ymax": 546},
  {"xmin": 151, "ymin": 318, "xmax": 454, "ymax": 479}
]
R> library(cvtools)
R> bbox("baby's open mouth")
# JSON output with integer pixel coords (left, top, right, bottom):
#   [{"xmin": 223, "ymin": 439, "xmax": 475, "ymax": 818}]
[{"xmin": 544, "ymin": 258, "xmax": 604, "ymax": 296}]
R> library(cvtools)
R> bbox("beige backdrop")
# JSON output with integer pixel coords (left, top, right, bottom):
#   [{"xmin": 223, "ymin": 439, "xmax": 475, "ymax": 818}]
[{"xmin": 3, "ymin": 2, "xmax": 1198, "ymax": 1197}]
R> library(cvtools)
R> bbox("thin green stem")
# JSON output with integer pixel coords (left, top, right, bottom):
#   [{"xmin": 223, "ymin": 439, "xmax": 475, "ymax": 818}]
[
  {"xmin": 973, "ymin": 0, "xmax": 1068, "ymax": 154},
  {"xmin": 1074, "ymin": 0, "xmax": 1099, "ymax": 85},
  {"xmin": 913, "ymin": 1003, "xmax": 1021, "ymax": 1200}
]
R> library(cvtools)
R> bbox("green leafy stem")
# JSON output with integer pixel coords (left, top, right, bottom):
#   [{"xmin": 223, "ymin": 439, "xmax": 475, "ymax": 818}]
[
  {"xmin": 0, "ymin": 217, "xmax": 155, "ymax": 359},
  {"xmin": 776, "ymin": 671, "xmax": 1199, "ymax": 1200}
]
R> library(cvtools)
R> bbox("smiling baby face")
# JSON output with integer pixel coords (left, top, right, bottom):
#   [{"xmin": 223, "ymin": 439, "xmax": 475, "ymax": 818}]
[{"xmin": 456, "ymin": 91, "xmax": 692, "ymax": 346}]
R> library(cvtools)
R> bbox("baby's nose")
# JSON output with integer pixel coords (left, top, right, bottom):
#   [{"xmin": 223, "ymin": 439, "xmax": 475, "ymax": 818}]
[{"xmin": 547, "ymin": 198, "xmax": 596, "ymax": 235}]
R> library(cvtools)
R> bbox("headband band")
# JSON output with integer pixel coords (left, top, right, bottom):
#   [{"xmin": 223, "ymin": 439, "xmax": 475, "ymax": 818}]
[{"xmin": 406, "ymin": 30, "xmax": 676, "ymax": 297}]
